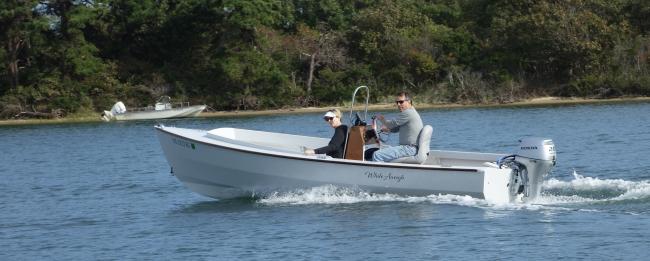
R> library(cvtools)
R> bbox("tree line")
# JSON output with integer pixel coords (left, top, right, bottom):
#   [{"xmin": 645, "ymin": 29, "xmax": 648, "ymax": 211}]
[{"xmin": 1, "ymin": 0, "xmax": 649, "ymax": 118}]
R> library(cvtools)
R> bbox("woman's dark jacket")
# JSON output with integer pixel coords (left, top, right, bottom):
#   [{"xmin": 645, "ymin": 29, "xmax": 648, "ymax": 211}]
[{"xmin": 315, "ymin": 125, "xmax": 348, "ymax": 158}]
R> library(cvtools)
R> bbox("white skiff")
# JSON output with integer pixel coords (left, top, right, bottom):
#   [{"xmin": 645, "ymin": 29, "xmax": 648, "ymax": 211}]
[
  {"xmin": 102, "ymin": 96, "xmax": 206, "ymax": 121},
  {"xmin": 155, "ymin": 86, "xmax": 556, "ymax": 203},
  {"xmin": 155, "ymin": 126, "xmax": 555, "ymax": 203}
]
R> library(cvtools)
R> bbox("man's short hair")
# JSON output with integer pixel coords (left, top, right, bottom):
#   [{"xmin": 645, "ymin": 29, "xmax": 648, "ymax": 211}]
[{"xmin": 397, "ymin": 92, "xmax": 411, "ymax": 101}]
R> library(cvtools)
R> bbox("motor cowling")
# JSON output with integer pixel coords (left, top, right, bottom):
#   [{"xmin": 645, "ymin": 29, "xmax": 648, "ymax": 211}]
[
  {"xmin": 101, "ymin": 101, "xmax": 127, "ymax": 121},
  {"xmin": 516, "ymin": 137, "xmax": 556, "ymax": 164},
  {"xmin": 111, "ymin": 101, "xmax": 127, "ymax": 114}
]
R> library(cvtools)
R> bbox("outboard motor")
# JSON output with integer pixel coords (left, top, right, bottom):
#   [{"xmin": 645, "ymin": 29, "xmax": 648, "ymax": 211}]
[
  {"xmin": 499, "ymin": 138, "xmax": 556, "ymax": 202},
  {"xmin": 101, "ymin": 101, "xmax": 127, "ymax": 122},
  {"xmin": 111, "ymin": 101, "xmax": 127, "ymax": 114}
]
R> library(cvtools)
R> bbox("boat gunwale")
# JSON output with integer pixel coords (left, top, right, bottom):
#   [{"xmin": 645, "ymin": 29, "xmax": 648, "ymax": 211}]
[
  {"xmin": 156, "ymin": 126, "xmax": 481, "ymax": 173},
  {"xmin": 119, "ymin": 104, "xmax": 206, "ymax": 115}
]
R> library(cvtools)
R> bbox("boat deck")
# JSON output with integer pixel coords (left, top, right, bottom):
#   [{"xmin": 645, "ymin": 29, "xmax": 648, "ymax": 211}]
[{"xmin": 203, "ymin": 127, "xmax": 506, "ymax": 169}]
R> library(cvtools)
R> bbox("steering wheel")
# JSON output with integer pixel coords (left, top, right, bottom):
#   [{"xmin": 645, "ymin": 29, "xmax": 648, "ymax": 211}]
[{"xmin": 370, "ymin": 115, "xmax": 389, "ymax": 143}]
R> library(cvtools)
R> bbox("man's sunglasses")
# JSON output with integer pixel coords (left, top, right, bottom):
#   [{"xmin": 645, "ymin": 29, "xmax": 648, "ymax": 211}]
[
  {"xmin": 395, "ymin": 100, "xmax": 409, "ymax": 105},
  {"xmin": 323, "ymin": 116, "xmax": 334, "ymax": 122}
]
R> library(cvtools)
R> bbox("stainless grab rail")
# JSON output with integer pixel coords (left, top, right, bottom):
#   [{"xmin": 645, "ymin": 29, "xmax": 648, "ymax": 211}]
[{"xmin": 347, "ymin": 85, "xmax": 370, "ymax": 125}]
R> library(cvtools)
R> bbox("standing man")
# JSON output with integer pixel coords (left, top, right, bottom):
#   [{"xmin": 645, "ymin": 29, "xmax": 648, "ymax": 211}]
[{"xmin": 372, "ymin": 92, "xmax": 423, "ymax": 162}]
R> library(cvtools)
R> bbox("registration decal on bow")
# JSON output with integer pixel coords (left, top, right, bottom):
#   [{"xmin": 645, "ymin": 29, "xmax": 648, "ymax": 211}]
[
  {"xmin": 173, "ymin": 138, "xmax": 196, "ymax": 150},
  {"xmin": 365, "ymin": 171, "xmax": 405, "ymax": 183}
]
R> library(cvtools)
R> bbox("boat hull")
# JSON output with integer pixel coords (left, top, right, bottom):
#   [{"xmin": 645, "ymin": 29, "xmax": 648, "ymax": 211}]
[
  {"xmin": 155, "ymin": 126, "xmax": 515, "ymax": 203},
  {"xmin": 111, "ymin": 105, "xmax": 206, "ymax": 121}
]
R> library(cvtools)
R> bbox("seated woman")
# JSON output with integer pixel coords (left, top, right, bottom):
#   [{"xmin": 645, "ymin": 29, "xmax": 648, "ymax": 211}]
[{"xmin": 304, "ymin": 109, "xmax": 348, "ymax": 158}]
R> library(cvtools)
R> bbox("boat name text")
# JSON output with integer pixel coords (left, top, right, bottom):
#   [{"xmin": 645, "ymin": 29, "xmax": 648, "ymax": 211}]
[
  {"xmin": 173, "ymin": 138, "xmax": 196, "ymax": 150},
  {"xmin": 365, "ymin": 171, "xmax": 404, "ymax": 183}
]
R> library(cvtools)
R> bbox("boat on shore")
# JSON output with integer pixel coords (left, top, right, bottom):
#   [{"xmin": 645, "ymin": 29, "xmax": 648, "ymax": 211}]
[
  {"xmin": 101, "ymin": 96, "xmax": 206, "ymax": 121},
  {"xmin": 155, "ymin": 86, "xmax": 556, "ymax": 203}
]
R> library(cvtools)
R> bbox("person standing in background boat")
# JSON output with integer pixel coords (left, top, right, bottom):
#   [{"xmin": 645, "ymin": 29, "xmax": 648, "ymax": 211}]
[
  {"xmin": 371, "ymin": 92, "xmax": 423, "ymax": 162},
  {"xmin": 304, "ymin": 109, "xmax": 348, "ymax": 158}
]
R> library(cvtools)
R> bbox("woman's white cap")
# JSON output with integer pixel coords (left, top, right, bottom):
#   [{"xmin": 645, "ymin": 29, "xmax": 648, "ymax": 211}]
[{"xmin": 323, "ymin": 111, "xmax": 336, "ymax": 118}]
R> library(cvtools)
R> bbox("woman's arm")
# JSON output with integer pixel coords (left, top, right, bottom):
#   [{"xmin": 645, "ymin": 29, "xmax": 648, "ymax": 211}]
[{"xmin": 315, "ymin": 126, "xmax": 347, "ymax": 154}]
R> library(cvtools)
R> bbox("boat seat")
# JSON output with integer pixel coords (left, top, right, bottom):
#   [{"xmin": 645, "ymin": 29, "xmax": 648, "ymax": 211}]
[
  {"xmin": 345, "ymin": 126, "xmax": 365, "ymax": 160},
  {"xmin": 390, "ymin": 125, "xmax": 433, "ymax": 164}
]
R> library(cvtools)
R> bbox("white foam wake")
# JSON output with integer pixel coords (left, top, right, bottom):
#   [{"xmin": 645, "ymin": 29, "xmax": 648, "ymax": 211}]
[
  {"xmin": 258, "ymin": 185, "xmax": 545, "ymax": 210},
  {"xmin": 545, "ymin": 170, "xmax": 638, "ymax": 191},
  {"xmin": 541, "ymin": 170, "xmax": 650, "ymax": 203},
  {"xmin": 257, "ymin": 170, "xmax": 650, "ymax": 208},
  {"xmin": 258, "ymin": 185, "xmax": 395, "ymax": 205}
]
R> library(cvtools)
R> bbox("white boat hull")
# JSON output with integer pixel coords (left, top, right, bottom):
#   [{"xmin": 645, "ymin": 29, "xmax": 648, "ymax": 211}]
[
  {"xmin": 154, "ymin": 126, "xmax": 544, "ymax": 203},
  {"xmin": 106, "ymin": 105, "xmax": 206, "ymax": 121}
]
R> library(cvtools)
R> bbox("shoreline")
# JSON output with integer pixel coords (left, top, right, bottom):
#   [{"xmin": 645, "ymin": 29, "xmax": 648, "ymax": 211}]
[{"xmin": 2, "ymin": 96, "xmax": 649, "ymax": 126}]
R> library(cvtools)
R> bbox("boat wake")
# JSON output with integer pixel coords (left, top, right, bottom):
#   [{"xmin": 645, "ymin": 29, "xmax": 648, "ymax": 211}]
[
  {"xmin": 257, "ymin": 170, "xmax": 650, "ymax": 210},
  {"xmin": 258, "ymin": 185, "xmax": 402, "ymax": 205},
  {"xmin": 258, "ymin": 185, "xmax": 514, "ymax": 209},
  {"xmin": 539, "ymin": 170, "xmax": 650, "ymax": 205}
]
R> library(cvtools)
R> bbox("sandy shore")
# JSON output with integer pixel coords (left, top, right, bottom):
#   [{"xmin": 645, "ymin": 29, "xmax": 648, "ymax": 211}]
[
  {"xmin": 2, "ymin": 96, "xmax": 649, "ymax": 126},
  {"xmin": 198, "ymin": 96, "xmax": 650, "ymax": 117}
]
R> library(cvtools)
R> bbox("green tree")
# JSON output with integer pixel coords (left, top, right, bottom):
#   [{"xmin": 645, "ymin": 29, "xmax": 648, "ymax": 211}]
[
  {"xmin": 348, "ymin": 0, "xmax": 448, "ymax": 94},
  {"xmin": 477, "ymin": 0, "xmax": 618, "ymax": 83},
  {"xmin": 623, "ymin": 0, "xmax": 650, "ymax": 35},
  {"xmin": 0, "ymin": 0, "xmax": 42, "ymax": 93}
]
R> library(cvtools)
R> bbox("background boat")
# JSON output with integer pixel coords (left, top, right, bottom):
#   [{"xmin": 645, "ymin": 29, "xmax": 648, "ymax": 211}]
[{"xmin": 101, "ymin": 96, "xmax": 206, "ymax": 121}]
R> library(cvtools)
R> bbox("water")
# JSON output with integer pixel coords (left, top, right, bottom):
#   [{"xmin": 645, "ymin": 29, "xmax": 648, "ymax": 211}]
[{"xmin": 2, "ymin": 101, "xmax": 650, "ymax": 260}]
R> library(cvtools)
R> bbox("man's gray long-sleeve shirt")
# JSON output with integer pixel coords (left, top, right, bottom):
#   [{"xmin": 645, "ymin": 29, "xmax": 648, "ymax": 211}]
[{"xmin": 384, "ymin": 107, "xmax": 423, "ymax": 145}]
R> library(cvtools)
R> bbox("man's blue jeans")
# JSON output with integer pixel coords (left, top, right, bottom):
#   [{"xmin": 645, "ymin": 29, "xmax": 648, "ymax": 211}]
[{"xmin": 372, "ymin": 145, "xmax": 417, "ymax": 162}]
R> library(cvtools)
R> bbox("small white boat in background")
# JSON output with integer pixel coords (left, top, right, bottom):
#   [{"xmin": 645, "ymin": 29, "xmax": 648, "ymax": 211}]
[
  {"xmin": 102, "ymin": 96, "xmax": 206, "ymax": 121},
  {"xmin": 155, "ymin": 86, "xmax": 557, "ymax": 203}
]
